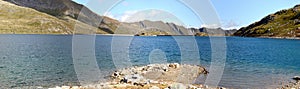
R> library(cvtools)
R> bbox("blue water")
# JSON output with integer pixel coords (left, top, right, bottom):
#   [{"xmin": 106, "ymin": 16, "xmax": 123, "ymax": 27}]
[{"xmin": 0, "ymin": 35, "xmax": 300, "ymax": 88}]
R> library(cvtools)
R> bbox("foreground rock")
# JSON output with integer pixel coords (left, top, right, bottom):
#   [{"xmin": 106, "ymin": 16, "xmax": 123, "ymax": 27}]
[
  {"xmin": 280, "ymin": 76, "xmax": 300, "ymax": 89},
  {"xmin": 111, "ymin": 63, "xmax": 208, "ymax": 84},
  {"xmin": 49, "ymin": 63, "xmax": 227, "ymax": 89}
]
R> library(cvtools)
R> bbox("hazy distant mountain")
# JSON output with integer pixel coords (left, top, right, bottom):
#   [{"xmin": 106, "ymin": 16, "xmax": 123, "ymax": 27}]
[
  {"xmin": 117, "ymin": 20, "xmax": 193, "ymax": 36},
  {"xmin": 117, "ymin": 20, "xmax": 237, "ymax": 36},
  {"xmin": 234, "ymin": 4, "xmax": 300, "ymax": 37},
  {"xmin": 191, "ymin": 27, "xmax": 237, "ymax": 36}
]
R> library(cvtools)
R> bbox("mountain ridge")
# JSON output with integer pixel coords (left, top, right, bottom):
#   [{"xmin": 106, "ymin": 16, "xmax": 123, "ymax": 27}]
[
  {"xmin": 234, "ymin": 4, "xmax": 300, "ymax": 37},
  {"xmin": 1, "ymin": 0, "xmax": 236, "ymax": 36},
  {"xmin": 4, "ymin": 0, "xmax": 120, "ymax": 34},
  {"xmin": 0, "ymin": 0, "xmax": 110, "ymax": 34}
]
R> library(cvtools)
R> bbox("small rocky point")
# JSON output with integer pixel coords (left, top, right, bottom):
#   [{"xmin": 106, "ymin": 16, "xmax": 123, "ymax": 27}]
[
  {"xmin": 49, "ymin": 63, "xmax": 227, "ymax": 89},
  {"xmin": 280, "ymin": 76, "xmax": 300, "ymax": 89}
]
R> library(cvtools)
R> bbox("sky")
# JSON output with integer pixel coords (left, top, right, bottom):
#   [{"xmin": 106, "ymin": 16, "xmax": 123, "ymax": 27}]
[{"xmin": 72, "ymin": 0, "xmax": 300, "ymax": 29}]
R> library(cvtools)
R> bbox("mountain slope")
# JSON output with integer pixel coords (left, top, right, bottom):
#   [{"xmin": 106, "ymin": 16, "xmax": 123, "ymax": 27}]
[
  {"xmin": 0, "ymin": 0, "xmax": 109, "ymax": 34},
  {"xmin": 1, "ymin": 0, "xmax": 236, "ymax": 35},
  {"xmin": 234, "ymin": 4, "xmax": 300, "ymax": 37},
  {"xmin": 4, "ymin": 0, "xmax": 119, "ymax": 34}
]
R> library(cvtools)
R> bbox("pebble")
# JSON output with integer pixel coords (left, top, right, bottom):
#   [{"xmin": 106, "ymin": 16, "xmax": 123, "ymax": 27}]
[
  {"xmin": 61, "ymin": 86, "xmax": 70, "ymax": 89},
  {"xmin": 169, "ymin": 83, "xmax": 187, "ymax": 89},
  {"xmin": 220, "ymin": 87, "xmax": 227, "ymax": 89},
  {"xmin": 188, "ymin": 85, "xmax": 197, "ymax": 89},
  {"xmin": 293, "ymin": 76, "xmax": 300, "ymax": 81},
  {"xmin": 168, "ymin": 63, "xmax": 180, "ymax": 69},
  {"xmin": 150, "ymin": 86, "xmax": 160, "ymax": 89},
  {"xmin": 70, "ymin": 86, "xmax": 79, "ymax": 89},
  {"xmin": 36, "ymin": 86, "xmax": 43, "ymax": 89},
  {"xmin": 148, "ymin": 80, "xmax": 159, "ymax": 84}
]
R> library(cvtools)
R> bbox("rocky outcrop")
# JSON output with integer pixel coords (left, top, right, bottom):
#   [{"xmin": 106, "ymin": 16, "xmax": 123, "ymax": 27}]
[
  {"xmin": 110, "ymin": 63, "xmax": 208, "ymax": 84},
  {"xmin": 4, "ymin": 0, "xmax": 80, "ymax": 17},
  {"xmin": 48, "ymin": 63, "xmax": 227, "ymax": 89},
  {"xmin": 280, "ymin": 76, "xmax": 300, "ymax": 89},
  {"xmin": 234, "ymin": 4, "xmax": 300, "ymax": 37},
  {"xmin": 191, "ymin": 27, "xmax": 237, "ymax": 36}
]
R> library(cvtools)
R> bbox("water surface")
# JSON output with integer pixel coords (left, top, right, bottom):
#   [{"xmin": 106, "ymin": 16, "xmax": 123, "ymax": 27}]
[{"xmin": 0, "ymin": 35, "xmax": 299, "ymax": 88}]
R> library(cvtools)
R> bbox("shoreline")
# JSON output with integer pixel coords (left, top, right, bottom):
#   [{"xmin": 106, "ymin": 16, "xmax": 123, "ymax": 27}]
[
  {"xmin": 258, "ymin": 36, "xmax": 300, "ymax": 40},
  {"xmin": 238, "ymin": 36, "xmax": 300, "ymax": 40},
  {"xmin": 1, "ymin": 33, "xmax": 300, "ymax": 39},
  {"xmin": 0, "ymin": 34, "xmax": 229, "ymax": 37},
  {"xmin": 2, "ymin": 34, "xmax": 300, "ymax": 41},
  {"xmin": 49, "ymin": 63, "xmax": 227, "ymax": 89},
  {"xmin": 45, "ymin": 63, "xmax": 298, "ymax": 89},
  {"xmin": 3, "ymin": 34, "xmax": 300, "ymax": 41},
  {"xmin": 8, "ymin": 63, "xmax": 297, "ymax": 89}
]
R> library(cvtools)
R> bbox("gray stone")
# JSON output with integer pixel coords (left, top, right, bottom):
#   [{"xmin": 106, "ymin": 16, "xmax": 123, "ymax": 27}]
[
  {"xmin": 150, "ymin": 86, "xmax": 160, "ymax": 89},
  {"xmin": 169, "ymin": 83, "xmax": 187, "ymax": 89}
]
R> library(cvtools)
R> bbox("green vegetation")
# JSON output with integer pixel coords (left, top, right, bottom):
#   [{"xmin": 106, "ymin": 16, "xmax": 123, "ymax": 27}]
[
  {"xmin": 0, "ymin": 0, "xmax": 107, "ymax": 34},
  {"xmin": 234, "ymin": 4, "xmax": 300, "ymax": 37}
]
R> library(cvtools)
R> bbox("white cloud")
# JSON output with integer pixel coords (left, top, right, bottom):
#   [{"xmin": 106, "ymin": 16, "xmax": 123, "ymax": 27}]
[
  {"xmin": 200, "ymin": 20, "xmax": 241, "ymax": 30},
  {"xmin": 103, "ymin": 12, "xmax": 116, "ymax": 19},
  {"xmin": 120, "ymin": 10, "xmax": 139, "ymax": 22},
  {"xmin": 105, "ymin": 9, "xmax": 242, "ymax": 30},
  {"xmin": 221, "ymin": 20, "xmax": 241, "ymax": 30},
  {"xmin": 117, "ymin": 9, "xmax": 185, "ymax": 26},
  {"xmin": 200, "ymin": 24, "xmax": 220, "ymax": 28}
]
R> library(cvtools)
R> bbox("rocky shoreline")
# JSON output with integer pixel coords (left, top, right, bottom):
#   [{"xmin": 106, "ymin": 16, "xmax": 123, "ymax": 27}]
[
  {"xmin": 49, "ymin": 63, "xmax": 228, "ymax": 89},
  {"xmin": 43, "ymin": 63, "xmax": 300, "ymax": 89},
  {"xmin": 258, "ymin": 36, "xmax": 300, "ymax": 40},
  {"xmin": 280, "ymin": 76, "xmax": 300, "ymax": 89}
]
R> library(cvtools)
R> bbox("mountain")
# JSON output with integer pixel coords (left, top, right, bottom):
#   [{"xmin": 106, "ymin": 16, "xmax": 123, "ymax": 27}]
[
  {"xmin": 118, "ymin": 20, "xmax": 237, "ymax": 36},
  {"xmin": 2, "ymin": 0, "xmax": 189, "ymax": 35},
  {"xmin": 1, "ymin": 0, "xmax": 236, "ymax": 35},
  {"xmin": 0, "ymin": 0, "xmax": 108, "ymax": 34},
  {"xmin": 234, "ymin": 4, "xmax": 300, "ymax": 37},
  {"xmin": 4, "ymin": 0, "xmax": 119, "ymax": 34},
  {"xmin": 191, "ymin": 27, "xmax": 237, "ymax": 36},
  {"xmin": 117, "ymin": 20, "xmax": 193, "ymax": 36}
]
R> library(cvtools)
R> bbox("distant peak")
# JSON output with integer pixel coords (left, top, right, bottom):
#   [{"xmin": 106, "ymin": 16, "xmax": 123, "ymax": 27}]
[
  {"xmin": 294, "ymin": 4, "xmax": 300, "ymax": 8},
  {"xmin": 293, "ymin": 4, "xmax": 300, "ymax": 11}
]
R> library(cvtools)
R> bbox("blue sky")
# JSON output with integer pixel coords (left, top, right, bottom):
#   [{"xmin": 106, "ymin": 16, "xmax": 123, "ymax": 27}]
[{"xmin": 72, "ymin": 0, "xmax": 300, "ymax": 29}]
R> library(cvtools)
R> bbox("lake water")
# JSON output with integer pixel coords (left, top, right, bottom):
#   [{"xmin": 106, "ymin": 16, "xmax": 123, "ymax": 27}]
[{"xmin": 0, "ymin": 35, "xmax": 300, "ymax": 88}]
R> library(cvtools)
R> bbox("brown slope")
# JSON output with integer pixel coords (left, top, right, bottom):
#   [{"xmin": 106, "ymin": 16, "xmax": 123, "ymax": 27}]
[
  {"xmin": 4, "ymin": 0, "xmax": 119, "ymax": 34},
  {"xmin": 0, "ymin": 0, "xmax": 105, "ymax": 34}
]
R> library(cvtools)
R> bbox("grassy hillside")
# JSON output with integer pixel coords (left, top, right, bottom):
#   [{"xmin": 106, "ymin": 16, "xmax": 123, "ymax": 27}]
[
  {"xmin": 234, "ymin": 4, "xmax": 300, "ymax": 37},
  {"xmin": 0, "ymin": 0, "xmax": 107, "ymax": 34},
  {"xmin": 4, "ymin": 0, "xmax": 119, "ymax": 34}
]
